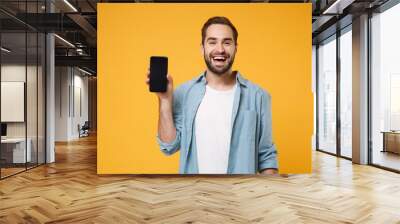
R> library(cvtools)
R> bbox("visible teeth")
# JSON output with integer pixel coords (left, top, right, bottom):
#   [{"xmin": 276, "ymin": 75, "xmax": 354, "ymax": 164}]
[{"xmin": 213, "ymin": 56, "xmax": 226, "ymax": 60}]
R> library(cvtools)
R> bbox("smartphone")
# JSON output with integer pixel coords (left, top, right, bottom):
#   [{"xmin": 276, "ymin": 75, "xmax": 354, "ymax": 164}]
[{"xmin": 149, "ymin": 56, "xmax": 168, "ymax": 92}]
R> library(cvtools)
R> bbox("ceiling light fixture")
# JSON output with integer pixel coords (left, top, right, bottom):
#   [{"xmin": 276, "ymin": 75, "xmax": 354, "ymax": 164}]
[
  {"xmin": 322, "ymin": 0, "xmax": 354, "ymax": 15},
  {"xmin": 54, "ymin": 34, "xmax": 75, "ymax": 48},
  {"xmin": 76, "ymin": 48, "xmax": 85, "ymax": 55},
  {"xmin": 63, "ymin": 0, "xmax": 78, "ymax": 12},
  {"xmin": 78, "ymin": 67, "xmax": 93, "ymax": 76},
  {"xmin": 1, "ymin": 47, "xmax": 11, "ymax": 53}
]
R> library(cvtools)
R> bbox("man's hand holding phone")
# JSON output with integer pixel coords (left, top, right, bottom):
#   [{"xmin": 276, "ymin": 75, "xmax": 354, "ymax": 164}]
[
  {"xmin": 146, "ymin": 69, "xmax": 174, "ymax": 103},
  {"xmin": 146, "ymin": 56, "xmax": 177, "ymax": 144}
]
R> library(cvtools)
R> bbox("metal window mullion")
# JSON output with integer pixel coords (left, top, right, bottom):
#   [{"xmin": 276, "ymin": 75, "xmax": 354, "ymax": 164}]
[
  {"xmin": 36, "ymin": 0, "xmax": 39, "ymax": 167},
  {"xmin": 72, "ymin": 67, "xmax": 74, "ymax": 118},
  {"xmin": 44, "ymin": 32, "xmax": 47, "ymax": 164},
  {"xmin": 336, "ymin": 30, "xmax": 341, "ymax": 157},
  {"xmin": 316, "ymin": 44, "xmax": 320, "ymax": 150},
  {"xmin": 44, "ymin": 0, "xmax": 49, "ymax": 165},
  {"xmin": 25, "ymin": 0, "xmax": 28, "ymax": 171},
  {"xmin": 367, "ymin": 10, "xmax": 373, "ymax": 165},
  {"xmin": 0, "ymin": 23, "xmax": 2, "ymax": 179}
]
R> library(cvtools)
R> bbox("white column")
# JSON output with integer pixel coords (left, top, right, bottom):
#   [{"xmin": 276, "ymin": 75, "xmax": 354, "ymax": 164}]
[
  {"xmin": 46, "ymin": 1, "xmax": 55, "ymax": 163},
  {"xmin": 46, "ymin": 33, "xmax": 55, "ymax": 163},
  {"xmin": 352, "ymin": 14, "xmax": 369, "ymax": 164}
]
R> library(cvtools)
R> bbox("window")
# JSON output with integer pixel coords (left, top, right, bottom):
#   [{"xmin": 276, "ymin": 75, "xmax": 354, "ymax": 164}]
[
  {"xmin": 371, "ymin": 2, "xmax": 400, "ymax": 171},
  {"xmin": 318, "ymin": 35, "xmax": 337, "ymax": 154},
  {"xmin": 339, "ymin": 28, "xmax": 352, "ymax": 158}
]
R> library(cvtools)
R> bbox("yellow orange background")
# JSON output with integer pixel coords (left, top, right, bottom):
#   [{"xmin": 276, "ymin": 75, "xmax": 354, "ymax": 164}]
[{"xmin": 97, "ymin": 3, "xmax": 312, "ymax": 174}]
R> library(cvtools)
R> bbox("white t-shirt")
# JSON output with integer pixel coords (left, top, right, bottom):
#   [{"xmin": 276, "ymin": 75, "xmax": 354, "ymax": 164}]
[{"xmin": 195, "ymin": 84, "xmax": 237, "ymax": 174}]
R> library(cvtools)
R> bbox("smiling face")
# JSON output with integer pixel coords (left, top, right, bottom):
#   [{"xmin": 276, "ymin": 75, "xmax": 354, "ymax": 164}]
[{"xmin": 202, "ymin": 24, "xmax": 237, "ymax": 76}]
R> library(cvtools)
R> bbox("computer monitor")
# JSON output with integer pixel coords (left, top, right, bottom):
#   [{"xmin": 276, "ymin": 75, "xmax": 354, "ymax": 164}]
[{"xmin": 1, "ymin": 123, "xmax": 7, "ymax": 137}]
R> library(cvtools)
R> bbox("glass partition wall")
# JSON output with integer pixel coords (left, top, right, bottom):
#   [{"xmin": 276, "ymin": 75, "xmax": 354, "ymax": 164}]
[
  {"xmin": 317, "ymin": 35, "xmax": 337, "ymax": 155},
  {"xmin": 339, "ymin": 27, "xmax": 352, "ymax": 159},
  {"xmin": 316, "ymin": 0, "xmax": 400, "ymax": 173},
  {"xmin": 370, "ymin": 2, "xmax": 400, "ymax": 172},
  {"xmin": 0, "ymin": 30, "xmax": 27, "ymax": 177},
  {"xmin": 316, "ymin": 26, "xmax": 352, "ymax": 159},
  {"xmin": 0, "ymin": 1, "xmax": 46, "ymax": 179}
]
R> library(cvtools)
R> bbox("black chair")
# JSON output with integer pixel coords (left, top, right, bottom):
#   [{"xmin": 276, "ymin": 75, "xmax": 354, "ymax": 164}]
[{"xmin": 79, "ymin": 121, "xmax": 90, "ymax": 138}]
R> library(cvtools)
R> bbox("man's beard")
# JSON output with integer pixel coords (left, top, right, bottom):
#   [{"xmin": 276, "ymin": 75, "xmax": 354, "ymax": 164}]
[{"xmin": 204, "ymin": 51, "xmax": 235, "ymax": 76}]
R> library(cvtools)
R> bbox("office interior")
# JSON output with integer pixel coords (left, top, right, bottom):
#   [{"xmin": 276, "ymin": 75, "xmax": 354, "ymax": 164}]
[
  {"xmin": 314, "ymin": 0, "xmax": 400, "ymax": 172},
  {"xmin": 0, "ymin": 0, "xmax": 97, "ymax": 179},
  {"xmin": 0, "ymin": 0, "xmax": 399, "ymax": 222}
]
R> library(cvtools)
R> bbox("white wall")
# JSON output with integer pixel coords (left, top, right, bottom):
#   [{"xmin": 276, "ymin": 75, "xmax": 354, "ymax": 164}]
[
  {"xmin": 1, "ymin": 63, "xmax": 46, "ymax": 164},
  {"xmin": 55, "ymin": 67, "xmax": 89, "ymax": 141},
  {"xmin": 1, "ymin": 82, "xmax": 25, "ymax": 122},
  {"xmin": 55, "ymin": 66, "xmax": 70, "ymax": 141},
  {"xmin": 72, "ymin": 73, "xmax": 89, "ymax": 138},
  {"xmin": 1, "ymin": 65, "xmax": 39, "ymax": 137},
  {"xmin": 1, "ymin": 65, "xmax": 26, "ymax": 131}
]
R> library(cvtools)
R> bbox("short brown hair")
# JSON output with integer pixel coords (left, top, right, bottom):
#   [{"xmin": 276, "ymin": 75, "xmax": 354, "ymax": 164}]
[{"xmin": 201, "ymin": 16, "xmax": 238, "ymax": 45}]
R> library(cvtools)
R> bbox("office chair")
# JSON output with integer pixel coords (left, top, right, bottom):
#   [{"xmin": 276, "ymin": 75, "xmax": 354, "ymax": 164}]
[{"xmin": 79, "ymin": 121, "xmax": 90, "ymax": 138}]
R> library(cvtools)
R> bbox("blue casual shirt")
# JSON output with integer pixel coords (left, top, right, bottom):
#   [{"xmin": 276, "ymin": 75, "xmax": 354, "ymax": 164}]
[{"xmin": 157, "ymin": 71, "xmax": 278, "ymax": 174}]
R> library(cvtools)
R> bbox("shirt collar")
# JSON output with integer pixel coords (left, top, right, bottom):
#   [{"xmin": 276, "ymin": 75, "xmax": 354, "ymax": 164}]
[{"xmin": 195, "ymin": 70, "xmax": 248, "ymax": 87}]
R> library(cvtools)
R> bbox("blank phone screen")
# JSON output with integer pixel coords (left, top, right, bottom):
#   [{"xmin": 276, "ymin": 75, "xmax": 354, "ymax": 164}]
[{"xmin": 149, "ymin": 56, "xmax": 168, "ymax": 92}]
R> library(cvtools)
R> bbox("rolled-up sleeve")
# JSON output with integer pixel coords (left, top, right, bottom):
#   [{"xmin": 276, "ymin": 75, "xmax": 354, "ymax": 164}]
[
  {"xmin": 156, "ymin": 87, "xmax": 183, "ymax": 156},
  {"xmin": 258, "ymin": 90, "xmax": 278, "ymax": 171}
]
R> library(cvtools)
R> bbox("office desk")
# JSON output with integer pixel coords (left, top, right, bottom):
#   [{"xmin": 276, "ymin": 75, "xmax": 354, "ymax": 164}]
[
  {"xmin": 1, "ymin": 138, "xmax": 31, "ymax": 163},
  {"xmin": 381, "ymin": 131, "xmax": 400, "ymax": 154}
]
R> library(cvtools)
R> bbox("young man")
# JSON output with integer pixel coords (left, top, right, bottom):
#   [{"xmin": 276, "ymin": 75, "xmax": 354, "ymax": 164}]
[{"xmin": 147, "ymin": 16, "xmax": 278, "ymax": 174}]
